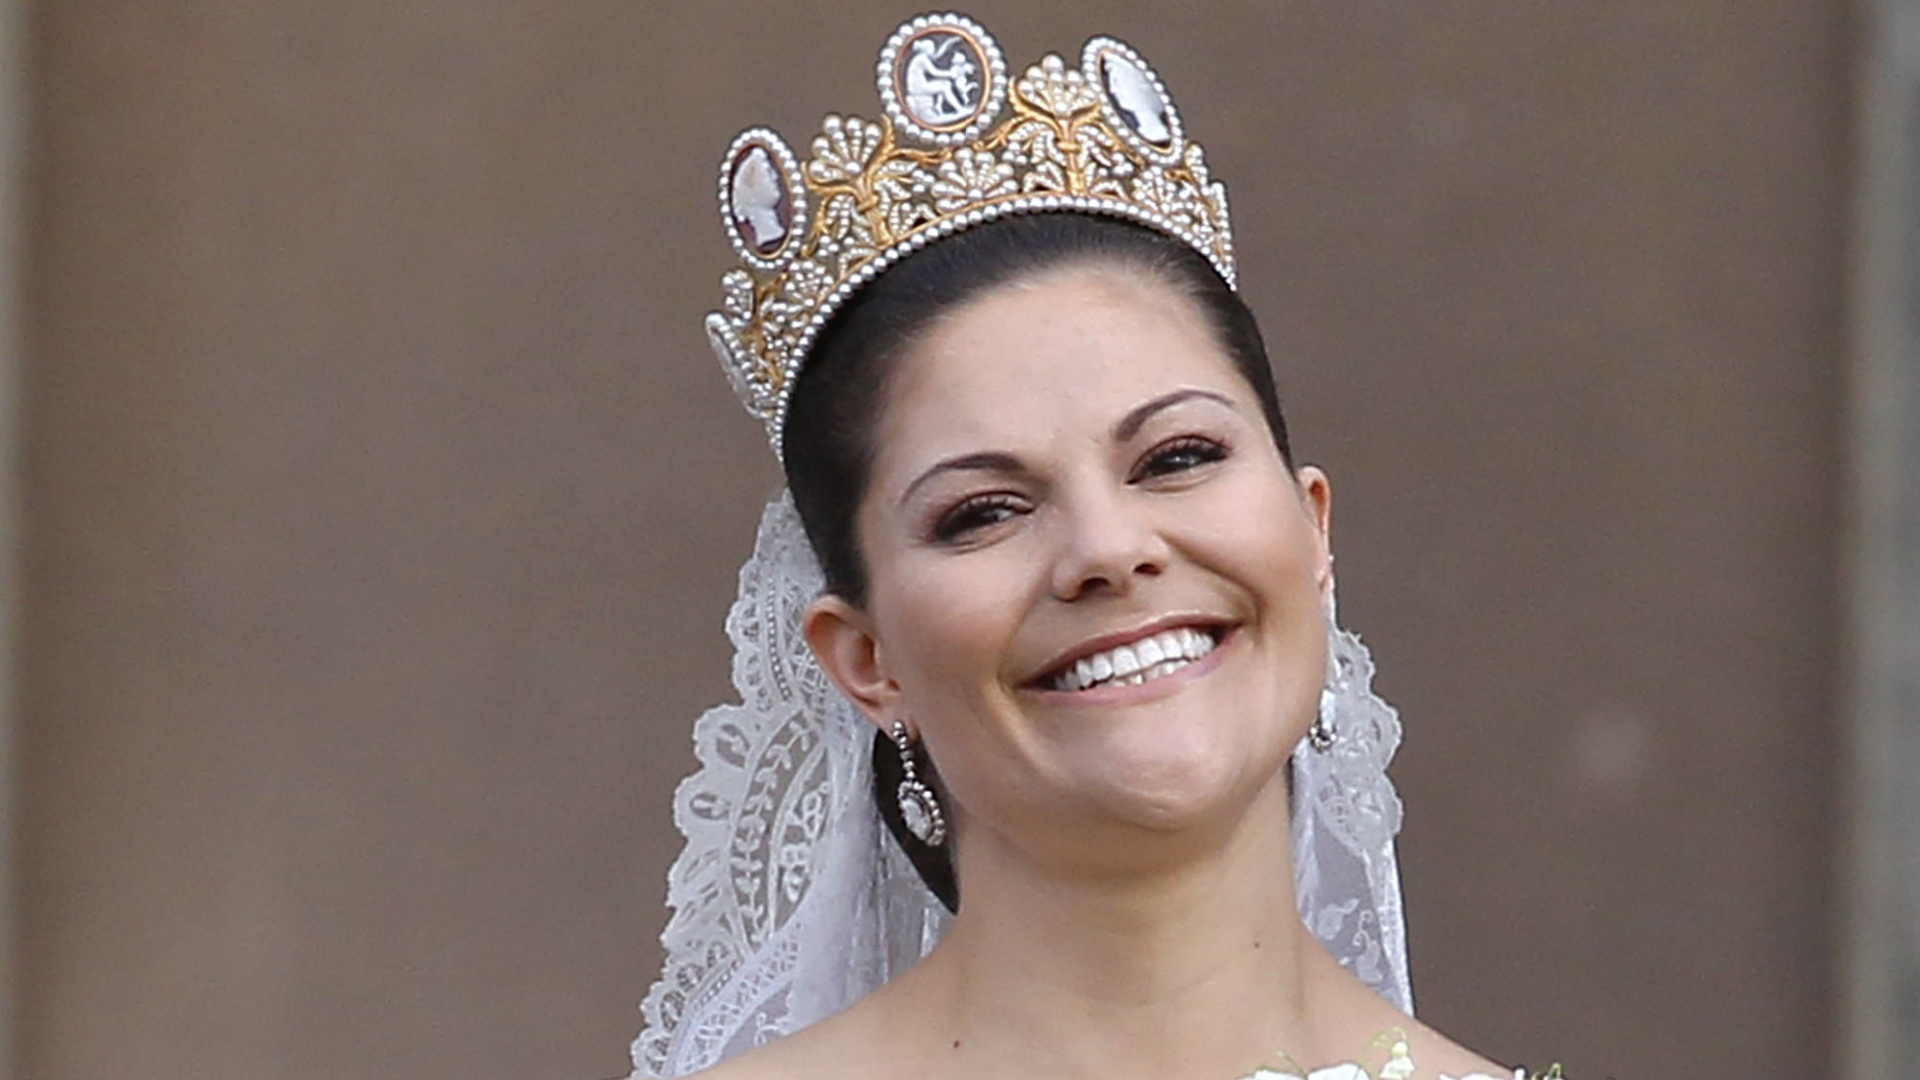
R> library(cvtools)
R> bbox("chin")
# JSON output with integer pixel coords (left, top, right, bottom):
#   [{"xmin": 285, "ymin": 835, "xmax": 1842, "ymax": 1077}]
[{"xmin": 1066, "ymin": 712, "xmax": 1289, "ymax": 834}]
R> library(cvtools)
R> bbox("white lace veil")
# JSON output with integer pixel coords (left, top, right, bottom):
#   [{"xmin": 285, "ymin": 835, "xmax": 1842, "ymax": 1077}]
[{"xmin": 630, "ymin": 491, "xmax": 1412, "ymax": 1078}]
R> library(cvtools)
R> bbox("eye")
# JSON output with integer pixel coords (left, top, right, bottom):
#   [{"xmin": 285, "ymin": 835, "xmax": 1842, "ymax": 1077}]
[
  {"xmin": 930, "ymin": 493, "xmax": 1029, "ymax": 543},
  {"xmin": 1130, "ymin": 435, "xmax": 1229, "ymax": 483}
]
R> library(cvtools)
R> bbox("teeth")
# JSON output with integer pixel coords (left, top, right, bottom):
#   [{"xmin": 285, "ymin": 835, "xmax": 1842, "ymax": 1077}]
[
  {"xmin": 1049, "ymin": 627, "xmax": 1221, "ymax": 692},
  {"xmin": 1136, "ymin": 636, "xmax": 1165, "ymax": 666},
  {"xmin": 1090, "ymin": 652, "xmax": 1113, "ymax": 682}
]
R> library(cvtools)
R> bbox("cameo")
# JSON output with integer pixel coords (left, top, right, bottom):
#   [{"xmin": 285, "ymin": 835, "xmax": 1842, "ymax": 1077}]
[
  {"xmin": 717, "ymin": 127, "xmax": 805, "ymax": 270},
  {"xmin": 898, "ymin": 29, "xmax": 987, "ymax": 130},
  {"xmin": 879, "ymin": 15, "xmax": 1005, "ymax": 145},
  {"xmin": 1099, "ymin": 50, "xmax": 1173, "ymax": 147},
  {"xmin": 728, "ymin": 144, "xmax": 791, "ymax": 256},
  {"xmin": 1082, "ymin": 37, "xmax": 1184, "ymax": 164}
]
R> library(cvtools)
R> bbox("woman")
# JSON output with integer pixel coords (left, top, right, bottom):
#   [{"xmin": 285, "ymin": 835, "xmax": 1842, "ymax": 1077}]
[{"xmin": 636, "ymin": 15, "xmax": 1556, "ymax": 1080}]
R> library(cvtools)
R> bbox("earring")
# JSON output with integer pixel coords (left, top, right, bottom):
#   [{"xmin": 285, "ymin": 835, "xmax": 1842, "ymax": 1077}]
[
  {"xmin": 891, "ymin": 720, "xmax": 948, "ymax": 846},
  {"xmin": 1309, "ymin": 688, "xmax": 1337, "ymax": 753},
  {"xmin": 1311, "ymin": 583, "xmax": 1340, "ymax": 754}
]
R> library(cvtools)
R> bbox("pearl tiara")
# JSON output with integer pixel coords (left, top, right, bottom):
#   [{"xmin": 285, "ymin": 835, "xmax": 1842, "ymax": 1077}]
[{"xmin": 704, "ymin": 13, "xmax": 1238, "ymax": 454}]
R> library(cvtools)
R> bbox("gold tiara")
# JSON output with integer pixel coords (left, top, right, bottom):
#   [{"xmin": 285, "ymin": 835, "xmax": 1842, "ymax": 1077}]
[{"xmin": 706, "ymin": 13, "xmax": 1237, "ymax": 453}]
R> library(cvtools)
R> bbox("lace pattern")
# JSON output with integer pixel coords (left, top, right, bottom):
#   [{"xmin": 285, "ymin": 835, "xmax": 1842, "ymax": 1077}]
[
  {"xmin": 1291, "ymin": 595, "xmax": 1412, "ymax": 1011},
  {"xmin": 633, "ymin": 492, "xmax": 1413, "ymax": 1076}
]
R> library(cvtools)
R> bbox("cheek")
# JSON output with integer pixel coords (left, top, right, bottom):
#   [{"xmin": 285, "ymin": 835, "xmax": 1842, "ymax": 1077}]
[
  {"xmin": 1189, "ymin": 470, "xmax": 1329, "ymax": 706},
  {"xmin": 869, "ymin": 548, "xmax": 1033, "ymax": 709},
  {"xmin": 1197, "ymin": 467, "xmax": 1324, "ymax": 592}
]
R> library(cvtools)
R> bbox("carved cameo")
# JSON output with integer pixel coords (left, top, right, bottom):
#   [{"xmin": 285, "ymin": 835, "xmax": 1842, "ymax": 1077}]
[
  {"xmin": 718, "ymin": 128, "xmax": 806, "ymax": 270},
  {"xmin": 899, "ymin": 31, "xmax": 986, "ymax": 130},
  {"xmin": 729, "ymin": 144, "xmax": 791, "ymax": 256},
  {"xmin": 879, "ymin": 15, "xmax": 1006, "ymax": 146},
  {"xmin": 1082, "ymin": 38, "xmax": 1184, "ymax": 164},
  {"xmin": 1099, "ymin": 51, "xmax": 1172, "ymax": 147}
]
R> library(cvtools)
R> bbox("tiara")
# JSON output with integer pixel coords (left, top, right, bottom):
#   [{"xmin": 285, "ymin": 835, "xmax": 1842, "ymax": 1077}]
[{"xmin": 705, "ymin": 13, "xmax": 1237, "ymax": 453}]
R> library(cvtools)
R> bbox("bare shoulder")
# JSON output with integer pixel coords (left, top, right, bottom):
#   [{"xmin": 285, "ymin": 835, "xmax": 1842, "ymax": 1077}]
[
  {"xmin": 676, "ymin": 1003, "xmax": 899, "ymax": 1080},
  {"xmin": 1401, "ymin": 1019, "xmax": 1512, "ymax": 1080}
]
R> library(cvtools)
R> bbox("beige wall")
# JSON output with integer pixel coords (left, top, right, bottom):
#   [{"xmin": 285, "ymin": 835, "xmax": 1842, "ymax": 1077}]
[
  {"xmin": 0, "ymin": 0, "xmax": 20, "ymax": 1073},
  {"xmin": 16, "ymin": 2, "xmax": 1848, "ymax": 1079},
  {"xmin": 1846, "ymin": 3, "xmax": 1920, "ymax": 1077}
]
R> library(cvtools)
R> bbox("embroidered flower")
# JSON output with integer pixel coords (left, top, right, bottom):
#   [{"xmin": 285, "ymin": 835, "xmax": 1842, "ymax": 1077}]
[
  {"xmin": 1306, "ymin": 1066, "xmax": 1372, "ymax": 1080},
  {"xmin": 1378, "ymin": 1040, "xmax": 1416, "ymax": 1080}
]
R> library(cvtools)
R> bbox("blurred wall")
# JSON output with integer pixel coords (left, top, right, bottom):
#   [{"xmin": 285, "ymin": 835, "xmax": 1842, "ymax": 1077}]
[
  {"xmin": 0, "ymin": 0, "xmax": 21, "ymax": 1073},
  {"xmin": 1847, "ymin": 3, "xmax": 1920, "ymax": 1077},
  {"xmin": 16, "ymin": 2, "xmax": 1848, "ymax": 1079}
]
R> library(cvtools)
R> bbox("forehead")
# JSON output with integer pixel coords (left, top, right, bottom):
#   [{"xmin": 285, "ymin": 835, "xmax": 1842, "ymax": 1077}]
[{"xmin": 873, "ymin": 267, "xmax": 1247, "ymax": 462}]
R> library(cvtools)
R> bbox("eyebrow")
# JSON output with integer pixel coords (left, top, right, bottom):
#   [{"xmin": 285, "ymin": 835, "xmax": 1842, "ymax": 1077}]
[
  {"xmin": 896, "ymin": 388, "xmax": 1239, "ymax": 507},
  {"xmin": 1112, "ymin": 387, "xmax": 1237, "ymax": 442},
  {"xmin": 898, "ymin": 451, "xmax": 1026, "ymax": 507}
]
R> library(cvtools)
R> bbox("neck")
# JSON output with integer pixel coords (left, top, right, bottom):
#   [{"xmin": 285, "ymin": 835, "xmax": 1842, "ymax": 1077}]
[{"xmin": 893, "ymin": 775, "xmax": 1355, "ymax": 1080}]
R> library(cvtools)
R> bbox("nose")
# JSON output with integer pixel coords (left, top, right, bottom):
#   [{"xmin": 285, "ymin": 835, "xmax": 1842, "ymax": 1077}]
[{"xmin": 1048, "ymin": 486, "xmax": 1170, "ymax": 601}]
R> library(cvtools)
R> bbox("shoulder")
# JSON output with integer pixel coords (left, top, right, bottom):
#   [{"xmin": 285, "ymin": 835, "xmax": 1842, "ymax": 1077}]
[
  {"xmin": 676, "ymin": 1045, "xmax": 814, "ymax": 1080},
  {"xmin": 676, "ymin": 1003, "xmax": 902, "ymax": 1080},
  {"xmin": 1393, "ymin": 1021, "xmax": 1513, "ymax": 1080}
]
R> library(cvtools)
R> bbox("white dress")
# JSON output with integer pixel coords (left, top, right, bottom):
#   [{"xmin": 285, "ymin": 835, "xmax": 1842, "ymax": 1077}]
[{"xmin": 1243, "ymin": 1040, "xmax": 1563, "ymax": 1080}]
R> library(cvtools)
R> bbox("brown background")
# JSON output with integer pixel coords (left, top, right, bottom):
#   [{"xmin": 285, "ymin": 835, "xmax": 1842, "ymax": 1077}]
[{"xmin": 16, "ymin": 1, "xmax": 1848, "ymax": 1078}]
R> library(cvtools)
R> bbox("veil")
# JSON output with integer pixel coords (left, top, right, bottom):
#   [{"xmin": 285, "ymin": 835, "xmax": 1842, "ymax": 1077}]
[{"xmin": 630, "ymin": 491, "xmax": 1413, "ymax": 1078}]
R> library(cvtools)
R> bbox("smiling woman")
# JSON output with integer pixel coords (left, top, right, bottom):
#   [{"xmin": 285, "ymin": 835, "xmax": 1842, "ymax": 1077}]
[
  {"xmin": 806, "ymin": 252, "xmax": 1340, "ymax": 913},
  {"xmin": 636, "ymin": 15, "xmax": 1560, "ymax": 1080}
]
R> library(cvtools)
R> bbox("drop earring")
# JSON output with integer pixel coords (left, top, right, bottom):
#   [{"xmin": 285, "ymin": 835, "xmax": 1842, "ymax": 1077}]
[
  {"xmin": 1310, "ymin": 577, "xmax": 1339, "ymax": 753},
  {"xmin": 891, "ymin": 720, "xmax": 948, "ymax": 846},
  {"xmin": 1309, "ymin": 689, "xmax": 1337, "ymax": 753}
]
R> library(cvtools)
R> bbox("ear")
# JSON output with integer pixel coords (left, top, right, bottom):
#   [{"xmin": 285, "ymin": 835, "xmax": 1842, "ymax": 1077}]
[
  {"xmin": 1293, "ymin": 465, "xmax": 1334, "ymax": 601},
  {"xmin": 803, "ymin": 592, "xmax": 900, "ymax": 729}
]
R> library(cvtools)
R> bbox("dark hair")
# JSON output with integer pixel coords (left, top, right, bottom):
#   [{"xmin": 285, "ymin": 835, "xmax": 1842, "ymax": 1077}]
[{"xmin": 780, "ymin": 212, "xmax": 1293, "ymax": 913}]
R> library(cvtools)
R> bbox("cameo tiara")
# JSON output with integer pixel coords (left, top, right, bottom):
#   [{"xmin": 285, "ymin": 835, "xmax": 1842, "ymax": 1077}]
[{"xmin": 706, "ymin": 13, "xmax": 1237, "ymax": 454}]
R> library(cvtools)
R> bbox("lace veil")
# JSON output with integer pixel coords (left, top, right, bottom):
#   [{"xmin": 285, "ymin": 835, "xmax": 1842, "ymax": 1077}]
[{"xmin": 630, "ymin": 491, "xmax": 1413, "ymax": 1078}]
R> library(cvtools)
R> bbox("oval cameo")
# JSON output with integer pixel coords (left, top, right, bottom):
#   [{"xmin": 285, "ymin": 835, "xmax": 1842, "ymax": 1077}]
[
  {"xmin": 1097, "ymin": 49, "xmax": 1174, "ymax": 148},
  {"xmin": 727, "ymin": 142, "xmax": 793, "ymax": 257},
  {"xmin": 894, "ymin": 27, "xmax": 990, "ymax": 132}
]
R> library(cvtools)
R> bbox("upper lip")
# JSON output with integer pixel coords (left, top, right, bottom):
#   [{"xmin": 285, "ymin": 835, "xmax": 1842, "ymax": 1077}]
[{"xmin": 1024, "ymin": 613, "xmax": 1235, "ymax": 687}]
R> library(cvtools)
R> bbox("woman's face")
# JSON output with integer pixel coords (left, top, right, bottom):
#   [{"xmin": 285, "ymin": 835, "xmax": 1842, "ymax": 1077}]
[{"xmin": 807, "ymin": 264, "xmax": 1332, "ymax": 870}]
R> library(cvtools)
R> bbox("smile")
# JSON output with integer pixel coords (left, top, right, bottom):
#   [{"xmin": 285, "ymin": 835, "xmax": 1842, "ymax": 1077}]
[{"xmin": 1046, "ymin": 626, "xmax": 1222, "ymax": 693}]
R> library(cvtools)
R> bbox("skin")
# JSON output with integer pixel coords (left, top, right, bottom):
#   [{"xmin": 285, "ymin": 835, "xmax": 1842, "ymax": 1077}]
[{"xmin": 697, "ymin": 265, "xmax": 1505, "ymax": 1080}]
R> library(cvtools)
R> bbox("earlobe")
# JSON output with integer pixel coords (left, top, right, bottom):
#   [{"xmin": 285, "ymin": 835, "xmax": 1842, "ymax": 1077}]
[{"xmin": 802, "ymin": 594, "xmax": 899, "ymax": 727}]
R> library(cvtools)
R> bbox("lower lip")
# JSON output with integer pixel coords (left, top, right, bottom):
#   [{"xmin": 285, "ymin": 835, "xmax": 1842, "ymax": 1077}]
[{"xmin": 1023, "ymin": 629, "xmax": 1235, "ymax": 707}]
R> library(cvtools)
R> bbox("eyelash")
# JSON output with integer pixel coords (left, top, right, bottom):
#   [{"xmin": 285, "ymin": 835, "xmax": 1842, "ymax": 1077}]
[
  {"xmin": 1129, "ymin": 434, "xmax": 1230, "ymax": 482},
  {"xmin": 927, "ymin": 435, "xmax": 1232, "ymax": 544},
  {"xmin": 931, "ymin": 493, "xmax": 1027, "ymax": 543}
]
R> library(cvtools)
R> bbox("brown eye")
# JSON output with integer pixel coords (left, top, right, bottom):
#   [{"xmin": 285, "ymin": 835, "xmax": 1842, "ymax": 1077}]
[
  {"xmin": 1131, "ymin": 436, "xmax": 1229, "ymax": 482},
  {"xmin": 932, "ymin": 494, "xmax": 1028, "ymax": 543}
]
